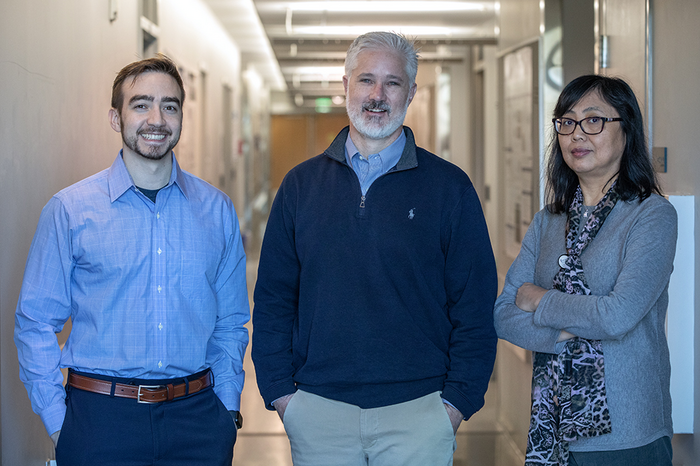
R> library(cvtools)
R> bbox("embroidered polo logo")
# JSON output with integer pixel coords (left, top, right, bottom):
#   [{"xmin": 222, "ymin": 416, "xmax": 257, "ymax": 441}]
[{"xmin": 408, "ymin": 208, "xmax": 416, "ymax": 220}]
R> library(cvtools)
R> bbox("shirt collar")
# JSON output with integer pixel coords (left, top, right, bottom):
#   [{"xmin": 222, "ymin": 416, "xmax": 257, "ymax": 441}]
[
  {"xmin": 344, "ymin": 129, "xmax": 407, "ymax": 172},
  {"xmin": 108, "ymin": 151, "xmax": 189, "ymax": 202}
]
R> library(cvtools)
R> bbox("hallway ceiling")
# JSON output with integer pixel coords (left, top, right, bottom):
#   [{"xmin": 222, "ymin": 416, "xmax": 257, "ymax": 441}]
[{"xmin": 205, "ymin": 0, "xmax": 498, "ymax": 112}]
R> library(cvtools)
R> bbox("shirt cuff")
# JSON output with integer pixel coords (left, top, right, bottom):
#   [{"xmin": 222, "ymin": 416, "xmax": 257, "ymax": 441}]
[
  {"xmin": 441, "ymin": 398, "xmax": 467, "ymax": 420},
  {"xmin": 272, "ymin": 393, "xmax": 295, "ymax": 407},
  {"xmin": 40, "ymin": 403, "xmax": 67, "ymax": 436},
  {"xmin": 213, "ymin": 384, "xmax": 242, "ymax": 412}
]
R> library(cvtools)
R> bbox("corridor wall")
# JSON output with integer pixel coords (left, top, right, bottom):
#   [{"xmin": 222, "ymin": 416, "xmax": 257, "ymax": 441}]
[
  {"xmin": 0, "ymin": 1, "xmax": 251, "ymax": 464},
  {"xmin": 654, "ymin": 0, "xmax": 700, "ymax": 463}
]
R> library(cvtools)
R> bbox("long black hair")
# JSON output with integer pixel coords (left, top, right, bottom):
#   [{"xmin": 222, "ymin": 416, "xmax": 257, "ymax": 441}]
[{"xmin": 545, "ymin": 75, "xmax": 661, "ymax": 213}]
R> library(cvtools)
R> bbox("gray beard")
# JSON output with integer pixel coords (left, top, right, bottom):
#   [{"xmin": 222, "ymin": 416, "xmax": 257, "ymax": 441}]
[{"xmin": 346, "ymin": 99, "xmax": 410, "ymax": 140}]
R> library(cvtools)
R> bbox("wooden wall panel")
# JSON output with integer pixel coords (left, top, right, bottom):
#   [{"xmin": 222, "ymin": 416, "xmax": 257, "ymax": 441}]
[
  {"xmin": 270, "ymin": 113, "xmax": 349, "ymax": 190},
  {"xmin": 313, "ymin": 114, "xmax": 349, "ymax": 156},
  {"xmin": 270, "ymin": 115, "xmax": 308, "ymax": 190}
]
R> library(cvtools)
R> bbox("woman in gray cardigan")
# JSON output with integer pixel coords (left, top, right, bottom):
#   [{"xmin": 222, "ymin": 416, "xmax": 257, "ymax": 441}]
[{"xmin": 495, "ymin": 75, "xmax": 676, "ymax": 466}]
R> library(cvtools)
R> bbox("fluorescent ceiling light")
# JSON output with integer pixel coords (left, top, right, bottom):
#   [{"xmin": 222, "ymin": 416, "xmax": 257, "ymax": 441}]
[
  {"xmin": 291, "ymin": 25, "xmax": 478, "ymax": 37},
  {"xmin": 284, "ymin": 65, "xmax": 346, "ymax": 82},
  {"xmin": 286, "ymin": 66, "xmax": 346, "ymax": 75},
  {"xmin": 284, "ymin": 1, "xmax": 487, "ymax": 12}
]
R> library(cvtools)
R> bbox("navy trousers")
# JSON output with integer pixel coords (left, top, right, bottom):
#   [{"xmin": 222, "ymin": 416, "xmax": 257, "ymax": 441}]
[
  {"xmin": 568, "ymin": 436, "xmax": 672, "ymax": 466},
  {"xmin": 56, "ymin": 372, "xmax": 237, "ymax": 466}
]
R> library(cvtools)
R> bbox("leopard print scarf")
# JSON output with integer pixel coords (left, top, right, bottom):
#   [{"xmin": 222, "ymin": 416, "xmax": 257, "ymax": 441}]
[{"xmin": 525, "ymin": 184, "xmax": 618, "ymax": 465}]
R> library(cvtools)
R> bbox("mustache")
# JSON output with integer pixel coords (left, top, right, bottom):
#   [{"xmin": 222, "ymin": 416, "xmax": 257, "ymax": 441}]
[
  {"xmin": 363, "ymin": 100, "xmax": 390, "ymax": 112},
  {"xmin": 139, "ymin": 125, "xmax": 172, "ymax": 135}
]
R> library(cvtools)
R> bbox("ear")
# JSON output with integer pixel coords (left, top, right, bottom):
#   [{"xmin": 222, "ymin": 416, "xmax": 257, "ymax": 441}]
[
  {"xmin": 407, "ymin": 83, "xmax": 418, "ymax": 106},
  {"xmin": 108, "ymin": 108, "xmax": 122, "ymax": 133},
  {"xmin": 342, "ymin": 75, "xmax": 349, "ymax": 95}
]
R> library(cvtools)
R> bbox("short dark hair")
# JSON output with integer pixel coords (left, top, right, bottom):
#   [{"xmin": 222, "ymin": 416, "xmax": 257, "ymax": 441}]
[
  {"xmin": 545, "ymin": 75, "xmax": 661, "ymax": 213},
  {"xmin": 111, "ymin": 54, "xmax": 185, "ymax": 113}
]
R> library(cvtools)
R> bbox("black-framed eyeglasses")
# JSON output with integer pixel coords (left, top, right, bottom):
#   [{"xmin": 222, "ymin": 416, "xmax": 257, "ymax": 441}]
[{"xmin": 553, "ymin": 117, "xmax": 623, "ymax": 135}]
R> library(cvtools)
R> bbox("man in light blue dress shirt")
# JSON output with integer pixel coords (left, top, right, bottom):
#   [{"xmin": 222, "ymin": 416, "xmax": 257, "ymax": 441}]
[{"xmin": 14, "ymin": 55, "xmax": 249, "ymax": 466}]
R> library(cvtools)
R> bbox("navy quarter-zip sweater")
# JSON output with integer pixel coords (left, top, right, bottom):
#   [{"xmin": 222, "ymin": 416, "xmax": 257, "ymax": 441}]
[{"xmin": 252, "ymin": 126, "xmax": 497, "ymax": 420}]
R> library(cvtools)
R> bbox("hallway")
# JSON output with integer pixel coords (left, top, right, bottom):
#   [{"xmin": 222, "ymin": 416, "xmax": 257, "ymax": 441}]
[
  {"xmin": 3, "ymin": 1, "xmax": 700, "ymax": 464},
  {"xmin": 233, "ymin": 258, "xmax": 504, "ymax": 466}
]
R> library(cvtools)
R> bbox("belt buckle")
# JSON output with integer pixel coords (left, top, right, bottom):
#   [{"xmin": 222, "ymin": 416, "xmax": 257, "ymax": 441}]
[{"xmin": 137, "ymin": 385, "xmax": 164, "ymax": 403}]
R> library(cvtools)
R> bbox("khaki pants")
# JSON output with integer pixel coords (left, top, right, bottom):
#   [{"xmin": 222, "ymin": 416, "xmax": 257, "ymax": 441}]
[{"xmin": 282, "ymin": 390, "xmax": 457, "ymax": 466}]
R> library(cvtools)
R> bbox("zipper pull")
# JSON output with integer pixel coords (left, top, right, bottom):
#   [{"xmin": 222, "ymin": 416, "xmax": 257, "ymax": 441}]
[{"xmin": 360, "ymin": 196, "xmax": 366, "ymax": 208}]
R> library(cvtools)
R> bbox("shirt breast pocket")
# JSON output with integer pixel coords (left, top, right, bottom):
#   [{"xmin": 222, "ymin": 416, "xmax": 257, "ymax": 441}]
[{"xmin": 176, "ymin": 232, "xmax": 226, "ymax": 301}]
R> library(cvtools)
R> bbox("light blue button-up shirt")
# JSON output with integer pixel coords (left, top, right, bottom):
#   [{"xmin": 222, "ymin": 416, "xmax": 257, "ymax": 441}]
[
  {"xmin": 345, "ymin": 130, "xmax": 406, "ymax": 195},
  {"xmin": 14, "ymin": 152, "xmax": 250, "ymax": 435}
]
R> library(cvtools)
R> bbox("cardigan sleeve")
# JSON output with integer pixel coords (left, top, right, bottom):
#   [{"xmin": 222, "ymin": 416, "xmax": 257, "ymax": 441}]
[
  {"xmin": 534, "ymin": 200, "xmax": 677, "ymax": 340},
  {"xmin": 494, "ymin": 210, "xmax": 562, "ymax": 354}
]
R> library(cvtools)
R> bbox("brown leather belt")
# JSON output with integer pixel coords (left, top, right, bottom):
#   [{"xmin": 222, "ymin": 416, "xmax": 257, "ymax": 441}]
[{"xmin": 68, "ymin": 370, "xmax": 212, "ymax": 403}]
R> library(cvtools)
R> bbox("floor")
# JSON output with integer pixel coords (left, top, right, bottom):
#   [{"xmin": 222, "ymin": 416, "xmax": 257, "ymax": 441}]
[{"xmin": 233, "ymin": 259, "xmax": 504, "ymax": 466}]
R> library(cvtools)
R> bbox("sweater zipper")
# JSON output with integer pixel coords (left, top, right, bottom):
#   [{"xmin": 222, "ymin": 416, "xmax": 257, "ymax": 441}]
[{"xmin": 358, "ymin": 194, "xmax": 368, "ymax": 218}]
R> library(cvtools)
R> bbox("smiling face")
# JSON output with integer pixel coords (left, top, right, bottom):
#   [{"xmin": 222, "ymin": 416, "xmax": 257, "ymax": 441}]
[
  {"xmin": 558, "ymin": 90, "xmax": 626, "ymax": 188},
  {"xmin": 343, "ymin": 47, "xmax": 417, "ymax": 149},
  {"xmin": 109, "ymin": 72, "xmax": 183, "ymax": 162}
]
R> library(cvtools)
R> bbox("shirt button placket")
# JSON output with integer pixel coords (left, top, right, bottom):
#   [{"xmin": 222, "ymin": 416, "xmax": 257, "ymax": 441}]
[{"xmin": 155, "ymin": 209, "xmax": 166, "ymax": 371}]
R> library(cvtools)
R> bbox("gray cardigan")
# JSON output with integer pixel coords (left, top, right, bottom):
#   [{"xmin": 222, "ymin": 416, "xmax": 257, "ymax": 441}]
[{"xmin": 494, "ymin": 193, "xmax": 677, "ymax": 452}]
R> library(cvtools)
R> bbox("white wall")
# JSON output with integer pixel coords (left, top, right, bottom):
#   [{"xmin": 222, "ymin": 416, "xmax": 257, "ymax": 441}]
[
  {"xmin": 653, "ymin": 0, "xmax": 700, "ymax": 463},
  {"xmin": 498, "ymin": 0, "xmax": 542, "ymax": 52},
  {"xmin": 159, "ymin": 0, "xmax": 246, "ymax": 205},
  {"xmin": 0, "ymin": 1, "xmax": 247, "ymax": 463}
]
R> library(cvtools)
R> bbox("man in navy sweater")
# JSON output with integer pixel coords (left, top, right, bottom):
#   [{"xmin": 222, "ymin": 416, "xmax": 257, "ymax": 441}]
[{"xmin": 252, "ymin": 31, "xmax": 497, "ymax": 465}]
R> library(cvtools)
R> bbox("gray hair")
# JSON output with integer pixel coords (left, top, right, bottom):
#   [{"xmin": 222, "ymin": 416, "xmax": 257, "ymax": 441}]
[{"xmin": 344, "ymin": 31, "xmax": 419, "ymax": 85}]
